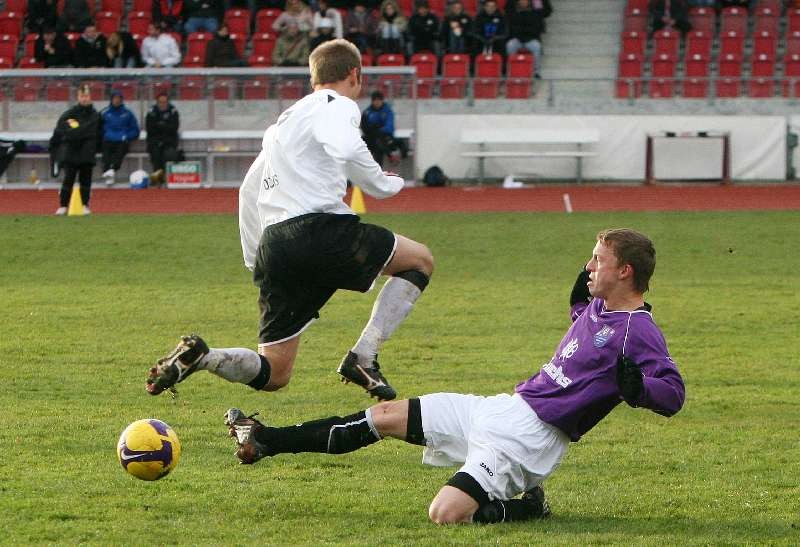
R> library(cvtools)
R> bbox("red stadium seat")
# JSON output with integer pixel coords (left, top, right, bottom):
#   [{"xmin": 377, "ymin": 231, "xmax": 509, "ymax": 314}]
[
  {"xmin": 474, "ymin": 53, "xmax": 502, "ymax": 99},
  {"xmin": 748, "ymin": 54, "xmax": 775, "ymax": 97},
  {"xmin": 132, "ymin": 0, "xmax": 151, "ymax": 11},
  {"xmin": 361, "ymin": 52, "xmax": 373, "ymax": 66},
  {"xmin": 46, "ymin": 81, "xmax": 72, "ymax": 101},
  {"xmin": 626, "ymin": 0, "xmax": 648, "ymax": 10},
  {"xmin": 95, "ymin": 11, "xmax": 121, "ymax": 35},
  {"xmin": 376, "ymin": 53, "xmax": 406, "ymax": 97},
  {"xmin": 650, "ymin": 53, "xmax": 676, "ymax": 98},
  {"xmin": 243, "ymin": 77, "xmax": 270, "ymax": 99},
  {"xmin": 788, "ymin": 31, "xmax": 800, "ymax": 56},
  {"xmin": 789, "ymin": 8, "xmax": 800, "ymax": 34},
  {"xmin": 248, "ymin": 54, "xmax": 271, "ymax": 66},
  {"xmin": 0, "ymin": 11, "xmax": 24, "ymax": 36},
  {"xmin": 428, "ymin": 0, "xmax": 445, "ymax": 16},
  {"xmin": 100, "ymin": 0, "xmax": 124, "ymax": 13},
  {"xmin": 440, "ymin": 53, "xmax": 469, "ymax": 98},
  {"xmin": 4, "ymin": 0, "xmax": 27, "ymax": 14},
  {"xmin": 81, "ymin": 80, "xmax": 106, "ymax": 100},
  {"xmin": 278, "ymin": 79, "xmax": 304, "ymax": 100},
  {"xmin": 17, "ymin": 56, "xmax": 43, "ymax": 68},
  {"xmin": 653, "ymin": 28, "xmax": 679, "ymax": 59},
  {"xmin": 149, "ymin": 80, "xmax": 173, "ymax": 100},
  {"xmin": 182, "ymin": 54, "xmax": 204, "ymax": 67},
  {"xmin": 754, "ymin": 6, "xmax": 779, "ymax": 34},
  {"xmin": 178, "ymin": 76, "xmax": 206, "ymax": 100},
  {"xmin": 397, "ymin": 0, "xmax": 413, "ymax": 16},
  {"xmin": 127, "ymin": 11, "xmax": 151, "ymax": 35},
  {"xmin": 720, "ymin": 6, "xmax": 747, "ymax": 34},
  {"xmin": 187, "ymin": 32, "xmax": 212, "ymax": 58},
  {"xmin": 225, "ymin": 9, "xmax": 250, "ymax": 36},
  {"xmin": 252, "ymin": 32, "xmax": 276, "ymax": 57},
  {"xmin": 0, "ymin": 34, "xmax": 18, "ymax": 59},
  {"xmin": 688, "ymin": 7, "xmax": 714, "ymax": 34},
  {"xmin": 111, "ymin": 80, "xmax": 138, "ymax": 100},
  {"xmin": 621, "ymin": 30, "xmax": 645, "ymax": 56},
  {"xmin": 24, "ymin": 33, "xmax": 38, "ymax": 56},
  {"xmin": 753, "ymin": 30, "xmax": 777, "ymax": 60},
  {"xmin": 460, "ymin": 0, "xmax": 477, "ymax": 15},
  {"xmin": 716, "ymin": 53, "xmax": 742, "ymax": 98},
  {"xmin": 14, "ymin": 78, "xmax": 42, "ymax": 101},
  {"xmin": 616, "ymin": 52, "xmax": 643, "ymax": 98},
  {"xmin": 212, "ymin": 77, "xmax": 237, "ymax": 100},
  {"xmin": 623, "ymin": 8, "xmax": 647, "ymax": 33},
  {"xmin": 0, "ymin": 55, "xmax": 12, "ymax": 68},
  {"xmin": 685, "ymin": 30, "xmax": 711, "ymax": 59},
  {"xmin": 682, "ymin": 53, "xmax": 709, "ymax": 98},
  {"xmin": 719, "ymin": 30, "xmax": 744, "ymax": 60},
  {"xmin": 783, "ymin": 53, "xmax": 800, "ymax": 97},
  {"xmin": 229, "ymin": 32, "xmax": 246, "ymax": 57},
  {"xmin": 410, "ymin": 52, "xmax": 436, "ymax": 98},
  {"xmin": 506, "ymin": 52, "xmax": 533, "ymax": 99},
  {"xmin": 255, "ymin": 8, "xmax": 282, "ymax": 33}
]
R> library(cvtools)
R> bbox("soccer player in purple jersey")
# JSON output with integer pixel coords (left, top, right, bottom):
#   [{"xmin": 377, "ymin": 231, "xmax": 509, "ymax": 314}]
[{"xmin": 224, "ymin": 228, "xmax": 685, "ymax": 524}]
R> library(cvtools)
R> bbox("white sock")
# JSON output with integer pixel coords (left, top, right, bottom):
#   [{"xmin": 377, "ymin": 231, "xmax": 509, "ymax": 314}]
[
  {"xmin": 197, "ymin": 348, "xmax": 261, "ymax": 384},
  {"xmin": 351, "ymin": 277, "xmax": 422, "ymax": 366}
]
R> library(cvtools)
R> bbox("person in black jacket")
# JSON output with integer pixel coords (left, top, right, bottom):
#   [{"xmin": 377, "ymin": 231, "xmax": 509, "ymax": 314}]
[
  {"xmin": 145, "ymin": 93, "xmax": 181, "ymax": 186},
  {"xmin": 35, "ymin": 26, "xmax": 73, "ymax": 67},
  {"xmin": 205, "ymin": 23, "xmax": 247, "ymax": 66},
  {"xmin": 73, "ymin": 23, "xmax": 108, "ymax": 68},
  {"xmin": 183, "ymin": 0, "xmax": 224, "ymax": 34},
  {"xmin": 27, "ymin": 0, "xmax": 58, "ymax": 34},
  {"xmin": 472, "ymin": 0, "xmax": 507, "ymax": 55},
  {"xmin": 50, "ymin": 85, "xmax": 101, "ymax": 215},
  {"xmin": 105, "ymin": 31, "xmax": 142, "ymax": 68},
  {"xmin": 440, "ymin": 0, "xmax": 473, "ymax": 55},
  {"xmin": 505, "ymin": 0, "xmax": 551, "ymax": 77},
  {"xmin": 407, "ymin": 1, "xmax": 440, "ymax": 55}
]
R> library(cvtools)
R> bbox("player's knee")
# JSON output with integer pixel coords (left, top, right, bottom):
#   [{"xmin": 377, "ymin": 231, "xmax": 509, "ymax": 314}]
[
  {"xmin": 369, "ymin": 400, "xmax": 405, "ymax": 437},
  {"xmin": 428, "ymin": 499, "xmax": 470, "ymax": 525},
  {"xmin": 258, "ymin": 352, "xmax": 294, "ymax": 391}
]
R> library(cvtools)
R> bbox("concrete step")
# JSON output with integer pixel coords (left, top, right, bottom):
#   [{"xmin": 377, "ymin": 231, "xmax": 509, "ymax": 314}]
[
  {"xmin": 554, "ymin": 0, "xmax": 625, "ymax": 12},
  {"xmin": 545, "ymin": 33, "xmax": 620, "ymax": 48},
  {"xmin": 552, "ymin": 12, "xmax": 622, "ymax": 25}
]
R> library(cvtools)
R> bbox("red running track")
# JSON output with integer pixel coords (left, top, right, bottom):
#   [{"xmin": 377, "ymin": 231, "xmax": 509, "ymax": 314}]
[{"xmin": 1, "ymin": 184, "xmax": 799, "ymax": 215}]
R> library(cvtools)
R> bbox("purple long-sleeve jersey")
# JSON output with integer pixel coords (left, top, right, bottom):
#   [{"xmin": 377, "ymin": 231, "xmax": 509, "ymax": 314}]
[{"xmin": 515, "ymin": 298, "xmax": 685, "ymax": 442}]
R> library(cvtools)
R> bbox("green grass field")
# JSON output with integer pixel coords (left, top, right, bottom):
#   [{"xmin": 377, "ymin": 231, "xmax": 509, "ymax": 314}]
[{"xmin": 1, "ymin": 211, "xmax": 799, "ymax": 545}]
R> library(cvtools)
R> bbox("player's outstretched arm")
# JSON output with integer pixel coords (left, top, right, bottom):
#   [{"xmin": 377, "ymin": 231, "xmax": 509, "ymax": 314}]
[{"xmin": 616, "ymin": 354, "xmax": 685, "ymax": 416}]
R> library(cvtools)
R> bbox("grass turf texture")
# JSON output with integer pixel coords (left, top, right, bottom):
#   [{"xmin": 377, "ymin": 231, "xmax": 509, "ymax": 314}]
[{"xmin": 0, "ymin": 211, "xmax": 798, "ymax": 545}]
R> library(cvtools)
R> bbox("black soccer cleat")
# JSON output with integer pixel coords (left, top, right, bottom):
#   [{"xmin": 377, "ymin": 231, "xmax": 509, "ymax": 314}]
[
  {"xmin": 224, "ymin": 408, "xmax": 269, "ymax": 464},
  {"xmin": 521, "ymin": 485, "xmax": 551, "ymax": 519},
  {"xmin": 337, "ymin": 351, "xmax": 397, "ymax": 401},
  {"xmin": 146, "ymin": 334, "xmax": 210, "ymax": 395}
]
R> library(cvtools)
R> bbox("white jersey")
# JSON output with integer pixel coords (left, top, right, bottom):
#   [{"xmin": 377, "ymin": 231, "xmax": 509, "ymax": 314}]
[{"xmin": 239, "ymin": 89, "xmax": 404, "ymax": 271}]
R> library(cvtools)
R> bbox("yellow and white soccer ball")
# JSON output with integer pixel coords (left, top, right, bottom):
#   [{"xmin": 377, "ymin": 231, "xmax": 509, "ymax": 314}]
[{"xmin": 117, "ymin": 419, "xmax": 181, "ymax": 481}]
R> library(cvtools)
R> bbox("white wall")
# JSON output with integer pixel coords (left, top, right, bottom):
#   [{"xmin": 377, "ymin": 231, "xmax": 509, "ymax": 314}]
[{"xmin": 417, "ymin": 115, "xmax": 786, "ymax": 181}]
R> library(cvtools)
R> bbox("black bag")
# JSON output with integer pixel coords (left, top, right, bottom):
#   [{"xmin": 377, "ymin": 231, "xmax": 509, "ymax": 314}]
[{"xmin": 423, "ymin": 165, "xmax": 449, "ymax": 187}]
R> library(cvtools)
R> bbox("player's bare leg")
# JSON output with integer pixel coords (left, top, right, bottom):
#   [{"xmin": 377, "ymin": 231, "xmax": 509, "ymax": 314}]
[{"xmin": 339, "ymin": 235, "xmax": 434, "ymax": 400}]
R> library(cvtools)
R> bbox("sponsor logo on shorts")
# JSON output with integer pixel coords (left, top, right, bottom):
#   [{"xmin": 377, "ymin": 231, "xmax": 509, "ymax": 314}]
[{"xmin": 480, "ymin": 462, "xmax": 494, "ymax": 477}]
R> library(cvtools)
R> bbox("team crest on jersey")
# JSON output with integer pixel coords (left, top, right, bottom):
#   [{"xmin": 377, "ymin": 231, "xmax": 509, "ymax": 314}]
[{"xmin": 593, "ymin": 325, "xmax": 615, "ymax": 347}]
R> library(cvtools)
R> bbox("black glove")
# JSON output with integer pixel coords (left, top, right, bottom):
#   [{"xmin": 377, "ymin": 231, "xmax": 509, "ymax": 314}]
[
  {"xmin": 569, "ymin": 269, "xmax": 592, "ymax": 306},
  {"xmin": 617, "ymin": 355, "xmax": 644, "ymax": 402}
]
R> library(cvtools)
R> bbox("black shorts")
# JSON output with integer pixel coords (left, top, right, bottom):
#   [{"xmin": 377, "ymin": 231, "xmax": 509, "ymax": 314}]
[{"xmin": 254, "ymin": 213, "xmax": 396, "ymax": 345}]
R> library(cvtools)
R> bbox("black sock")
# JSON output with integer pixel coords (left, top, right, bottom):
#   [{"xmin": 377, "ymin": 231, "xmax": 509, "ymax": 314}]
[{"xmin": 253, "ymin": 411, "xmax": 380, "ymax": 456}]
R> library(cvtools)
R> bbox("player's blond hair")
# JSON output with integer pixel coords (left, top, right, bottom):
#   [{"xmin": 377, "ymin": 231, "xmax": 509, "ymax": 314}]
[
  {"xmin": 309, "ymin": 39, "xmax": 362, "ymax": 87},
  {"xmin": 597, "ymin": 228, "xmax": 656, "ymax": 293}
]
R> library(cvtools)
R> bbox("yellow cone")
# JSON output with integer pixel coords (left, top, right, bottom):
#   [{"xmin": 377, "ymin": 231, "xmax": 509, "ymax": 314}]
[
  {"xmin": 67, "ymin": 184, "xmax": 84, "ymax": 216},
  {"xmin": 350, "ymin": 186, "xmax": 366, "ymax": 214}
]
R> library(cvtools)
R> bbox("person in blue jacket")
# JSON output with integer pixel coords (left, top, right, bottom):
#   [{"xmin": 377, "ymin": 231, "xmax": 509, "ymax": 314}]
[
  {"xmin": 100, "ymin": 90, "xmax": 140, "ymax": 186},
  {"xmin": 360, "ymin": 90, "xmax": 397, "ymax": 167}
]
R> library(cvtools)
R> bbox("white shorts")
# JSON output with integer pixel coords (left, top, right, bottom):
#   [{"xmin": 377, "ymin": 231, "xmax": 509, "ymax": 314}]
[{"xmin": 419, "ymin": 392, "xmax": 569, "ymax": 501}]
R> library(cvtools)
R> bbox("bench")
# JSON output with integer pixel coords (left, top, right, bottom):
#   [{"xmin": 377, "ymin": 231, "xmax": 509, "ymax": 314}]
[{"xmin": 460, "ymin": 128, "xmax": 600, "ymax": 183}]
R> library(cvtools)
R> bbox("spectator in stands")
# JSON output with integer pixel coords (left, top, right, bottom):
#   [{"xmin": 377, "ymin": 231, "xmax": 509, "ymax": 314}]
[
  {"xmin": 153, "ymin": 0, "xmax": 185, "ymax": 33},
  {"xmin": 361, "ymin": 90, "xmax": 398, "ymax": 167},
  {"xmin": 100, "ymin": 90, "xmax": 140, "ymax": 186},
  {"xmin": 141, "ymin": 23, "xmax": 182, "ymax": 67},
  {"xmin": 50, "ymin": 84, "xmax": 101, "ymax": 216},
  {"xmin": 57, "ymin": 0, "xmax": 93, "ymax": 33},
  {"xmin": 105, "ymin": 31, "xmax": 142, "ymax": 68},
  {"xmin": 377, "ymin": 0, "xmax": 406, "ymax": 54},
  {"xmin": 205, "ymin": 22, "xmax": 248, "ymax": 65},
  {"xmin": 686, "ymin": 0, "xmax": 714, "ymax": 6},
  {"xmin": 472, "ymin": 0, "xmax": 507, "ymax": 55},
  {"xmin": 440, "ymin": 1, "xmax": 473, "ymax": 55},
  {"xmin": 649, "ymin": 0, "xmax": 691, "ymax": 34},
  {"xmin": 310, "ymin": 18, "xmax": 337, "ymax": 50},
  {"xmin": 344, "ymin": 2, "xmax": 378, "ymax": 53},
  {"xmin": 718, "ymin": 0, "xmax": 749, "ymax": 9},
  {"xmin": 312, "ymin": 0, "xmax": 343, "ymax": 39},
  {"xmin": 145, "ymin": 92, "xmax": 180, "ymax": 187},
  {"xmin": 273, "ymin": 0, "xmax": 314, "ymax": 33},
  {"xmin": 35, "ymin": 26, "xmax": 73, "ymax": 67},
  {"xmin": 73, "ymin": 23, "xmax": 108, "ymax": 68},
  {"xmin": 407, "ymin": 1, "xmax": 440, "ymax": 55},
  {"xmin": 254, "ymin": 0, "xmax": 285, "ymax": 12},
  {"xmin": 506, "ymin": 0, "xmax": 551, "ymax": 78},
  {"xmin": 272, "ymin": 21, "xmax": 310, "ymax": 65},
  {"xmin": 183, "ymin": 0, "xmax": 224, "ymax": 34},
  {"xmin": 27, "ymin": 0, "xmax": 58, "ymax": 35}
]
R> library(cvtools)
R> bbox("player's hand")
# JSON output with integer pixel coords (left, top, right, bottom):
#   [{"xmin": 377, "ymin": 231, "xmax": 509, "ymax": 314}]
[
  {"xmin": 569, "ymin": 268, "xmax": 592, "ymax": 306},
  {"xmin": 617, "ymin": 355, "xmax": 643, "ymax": 403}
]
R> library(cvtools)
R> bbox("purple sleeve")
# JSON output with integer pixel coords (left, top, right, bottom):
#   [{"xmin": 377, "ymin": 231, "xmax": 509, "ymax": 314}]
[
  {"xmin": 627, "ymin": 318, "xmax": 685, "ymax": 417},
  {"xmin": 570, "ymin": 302, "xmax": 589, "ymax": 322}
]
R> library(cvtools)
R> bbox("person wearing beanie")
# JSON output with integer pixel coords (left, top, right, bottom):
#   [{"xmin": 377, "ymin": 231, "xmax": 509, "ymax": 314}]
[{"xmin": 100, "ymin": 90, "xmax": 140, "ymax": 186}]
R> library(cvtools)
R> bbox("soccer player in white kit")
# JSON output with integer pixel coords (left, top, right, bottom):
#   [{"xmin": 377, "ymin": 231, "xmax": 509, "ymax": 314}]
[{"xmin": 146, "ymin": 39, "xmax": 433, "ymax": 401}]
